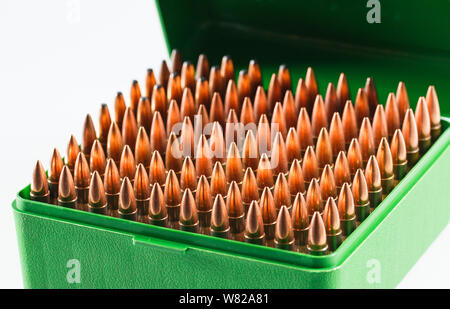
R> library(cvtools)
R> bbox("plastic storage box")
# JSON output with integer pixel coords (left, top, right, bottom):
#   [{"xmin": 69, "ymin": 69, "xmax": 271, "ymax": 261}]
[{"xmin": 13, "ymin": 0, "xmax": 450, "ymax": 288}]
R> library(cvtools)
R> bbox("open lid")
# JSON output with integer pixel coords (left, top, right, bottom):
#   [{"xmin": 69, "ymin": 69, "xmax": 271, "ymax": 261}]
[{"xmin": 155, "ymin": 0, "xmax": 450, "ymax": 117}]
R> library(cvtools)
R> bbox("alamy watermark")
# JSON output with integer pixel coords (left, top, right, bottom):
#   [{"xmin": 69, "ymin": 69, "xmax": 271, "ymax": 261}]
[
  {"xmin": 366, "ymin": 0, "xmax": 381, "ymax": 24},
  {"xmin": 66, "ymin": 259, "xmax": 81, "ymax": 284}
]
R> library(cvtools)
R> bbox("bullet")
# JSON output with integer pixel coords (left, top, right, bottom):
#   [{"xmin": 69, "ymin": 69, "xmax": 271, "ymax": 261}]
[
  {"xmin": 198, "ymin": 105, "xmax": 210, "ymax": 129},
  {"xmin": 302, "ymin": 146, "xmax": 319, "ymax": 186},
  {"xmin": 271, "ymin": 132, "xmax": 288, "ymax": 177},
  {"xmin": 307, "ymin": 211, "xmax": 328, "ymax": 256},
  {"xmin": 291, "ymin": 193, "xmax": 309, "ymax": 247},
  {"xmin": 401, "ymin": 108, "xmax": 420, "ymax": 167},
  {"xmin": 275, "ymin": 206, "xmax": 294, "ymax": 250},
  {"xmin": 74, "ymin": 152, "xmax": 91, "ymax": 205},
  {"xmin": 278, "ymin": 64, "xmax": 292, "ymax": 98},
  {"xmin": 336, "ymin": 73, "xmax": 350, "ymax": 114},
  {"xmin": 145, "ymin": 68, "xmax": 157, "ymax": 99},
  {"xmin": 165, "ymin": 132, "xmax": 183, "ymax": 175},
  {"xmin": 359, "ymin": 117, "xmax": 375, "ymax": 166},
  {"xmin": 180, "ymin": 157, "xmax": 197, "ymax": 193},
  {"xmin": 210, "ymin": 122, "xmax": 226, "ymax": 165},
  {"xmin": 245, "ymin": 201, "xmax": 266, "ymax": 245},
  {"xmin": 151, "ymin": 84, "xmax": 167, "ymax": 121},
  {"xmin": 329, "ymin": 113, "xmax": 346, "ymax": 160},
  {"xmin": 296, "ymin": 107, "xmax": 314, "ymax": 154},
  {"xmin": 272, "ymin": 102, "xmax": 287, "ymax": 139},
  {"xmin": 136, "ymin": 97, "xmax": 152, "ymax": 136},
  {"xmin": 354, "ymin": 88, "xmax": 370, "ymax": 128},
  {"xmin": 273, "ymin": 173, "xmax": 291, "ymax": 212},
  {"xmin": 226, "ymin": 142, "xmax": 243, "ymax": 185},
  {"xmin": 164, "ymin": 169, "xmax": 182, "ymax": 227},
  {"xmin": 196, "ymin": 54, "xmax": 210, "ymax": 80},
  {"xmin": 181, "ymin": 61, "xmax": 196, "ymax": 94},
  {"xmin": 114, "ymin": 92, "xmax": 126, "ymax": 131},
  {"xmin": 352, "ymin": 169, "xmax": 370, "ymax": 222},
  {"xmin": 104, "ymin": 159, "xmax": 120, "ymax": 215},
  {"xmin": 158, "ymin": 60, "xmax": 170, "ymax": 90},
  {"xmin": 149, "ymin": 150, "xmax": 166, "ymax": 188},
  {"xmin": 324, "ymin": 82, "xmax": 338, "ymax": 122},
  {"xmin": 390, "ymin": 129, "xmax": 408, "ymax": 180},
  {"xmin": 107, "ymin": 122, "xmax": 124, "ymax": 167},
  {"xmin": 67, "ymin": 135, "xmax": 80, "ymax": 174},
  {"xmin": 224, "ymin": 80, "xmax": 239, "ymax": 117},
  {"xmin": 58, "ymin": 166, "xmax": 77, "ymax": 208},
  {"xmin": 209, "ymin": 66, "xmax": 224, "ymax": 99},
  {"xmin": 372, "ymin": 104, "xmax": 388, "ymax": 148},
  {"xmin": 31, "ymin": 160, "xmax": 50, "ymax": 203},
  {"xmin": 248, "ymin": 60, "xmax": 262, "ymax": 98},
  {"xmin": 170, "ymin": 49, "xmax": 183, "ymax": 73},
  {"xmin": 311, "ymin": 95, "xmax": 328, "ymax": 142},
  {"xmin": 195, "ymin": 77, "xmax": 210, "ymax": 111},
  {"xmin": 257, "ymin": 114, "xmax": 272, "ymax": 155},
  {"xmin": 415, "ymin": 97, "xmax": 432, "ymax": 155},
  {"xmin": 320, "ymin": 165, "xmax": 337, "ymax": 204},
  {"xmin": 283, "ymin": 91, "xmax": 297, "ymax": 130},
  {"xmin": 118, "ymin": 177, "xmax": 137, "ymax": 221},
  {"xmin": 210, "ymin": 194, "xmax": 230, "ymax": 238},
  {"xmin": 211, "ymin": 161, "xmax": 227, "ymax": 199},
  {"xmin": 179, "ymin": 188, "xmax": 199, "ymax": 232},
  {"xmin": 180, "ymin": 116, "xmax": 195, "ymax": 157},
  {"xmin": 48, "ymin": 148, "xmax": 64, "ymax": 200},
  {"xmin": 225, "ymin": 109, "xmax": 240, "ymax": 149},
  {"xmin": 242, "ymin": 130, "xmax": 259, "ymax": 172},
  {"xmin": 294, "ymin": 78, "xmax": 309, "ymax": 114},
  {"xmin": 254, "ymin": 86, "xmax": 269, "ymax": 122},
  {"xmin": 334, "ymin": 151, "xmax": 351, "ymax": 191},
  {"xmin": 149, "ymin": 183, "xmax": 168, "ymax": 227},
  {"xmin": 425, "ymin": 85, "xmax": 441, "ymax": 141},
  {"xmin": 227, "ymin": 181, "xmax": 245, "ymax": 237},
  {"xmin": 342, "ymin": 100, "xmax": 358, "ymax": 147},
  {"xmin": 180, "ymin": 88, "xmax": 195, "ymax": 122},
  {"xmin": 306, "ymin": 178, "xmax": 322, "ymax": 215},
  {"xmin": 166, "ymin": 100, "xmax": 181, "ymax": 136},
  {"xmin": 316, "ymin": 127, "xmax": 333, "ymax": 172},
  {"xmin": 288, "ymin": 159, "xmax": 306, "ymax": 199},
  {"xmin": 167, "ymin": 73, "xmax": 182, "ymax": 105},
  {"xmin": 220, "ymin": 55, "xmax": 235, "ymax": 85},
  {"xmin": 267, "ymin": 73, "xmax": 281, "ymax": 112},
  {"xmin": 195, "ymin": 135, "xmax": 213, "ymax": 179},
  {"xmin": 376, "ymin": 138, "xmax": 395, "ymax": 195},
  {"xmin": 150, "ymin": 111, "xmax": 167, "ymax": 155},
  {"xmin": 364, "ymin": 77, "xmax": 379, "ymax": 117},
  {"xmin": 347, "ymin": 138, "xmax": 363, "ymax": 179},
  {"xmin": 256, "ymin": 153, "xmax": 274, "ymax": 191},
  {"xmin": 385, "ymin": 93, "xmax": 400, "ymax": 139},
  {"xmin": 90, "ymin": 140, "xmax": 106, "ymax": 178},
  {"xmin": 240, "ymin": 97, "xmax": 255, "ymax": 126},
  {"xmin": 365, "ymin": 155, "xmax": 382, "ymax": 208},
  {"xmin": 260, "ymin": 187, "xmax": 277, "ymax": 243},
  {"xmin": 88, "ymin": 171, "xmax": 107, "ymax": 215},
  {"xmin": 305, "ymin": 67, "xmax": 319, "ymax": 110},
  {"xmin": 241, "ymin": 167, "xmax": 259, "ymax": 215},
  {"xmin": 82, "ymin": 114, "xmax": 96, "ymax": 162},
  {"xmin": 99, "ymin": 104, "xmax": 112, "ymax": 152},
  {"xmin": 134, "ymin": 164, "xmax": 150, "ymax": 220},
  {"xmin": 210, "ymin": 93, "xmax": 225, "ymax": 128},
  {"xmin": 119, "ymin": 145, "xmax": 136, "ymax": 184},
  {"xmin": 396, "ymin": 81, "xmax": 410, "ymax": 123},
  {"xmin": 196, "ymin": 175, "xmax": 213, "ymax": 230},
  {"xmin": 322, "ymin": 197, "xmax": 342, "ymax": 251},
  {"xmin": 130, "ymin": 80, "xmax": 141, "ymax": 115},
  {"xmin": 122, "ymin": 107, "xmax": 138, "ymax": 150},
  {"xmin": 286, "ymin": 127, "xmax": 302, "ymax": 165},
  {"xmin": 237, "ymin": 70, "xmax": 251, "ymax": 106},
  {"xmin": 337, "ymin": 183, "xmax": 356, "ymax": 236}
]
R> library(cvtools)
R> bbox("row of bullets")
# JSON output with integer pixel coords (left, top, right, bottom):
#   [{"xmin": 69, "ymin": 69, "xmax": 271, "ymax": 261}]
[{"xmin": 30, "ymin": 51, "xmax": 441, "ymax": 255}]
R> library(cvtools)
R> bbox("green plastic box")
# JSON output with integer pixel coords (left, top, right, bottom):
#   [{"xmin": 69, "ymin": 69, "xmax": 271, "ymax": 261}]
[{"xmin": 13, "ymin": 0, "xmax": 450, "ymax": 288}]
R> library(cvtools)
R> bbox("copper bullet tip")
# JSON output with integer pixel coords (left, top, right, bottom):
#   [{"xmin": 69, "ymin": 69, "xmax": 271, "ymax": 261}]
[
  {"xmin": 260, "ymin": 187, "xmax": 277, "ymax": 225},
  {"xmin": 167, "ymin": 73, "xmax": 182, "ymax": 109},
  {"xmin": 136, "ymin": 97, "xmax": 152, "ymax": 136},
  {"xmin": 334, "ymin": 151, "xmax": 351, "ymax": 188},
  {"xmin": 58, "ymin": 165, "xmax": 76, "ymax": 202},
  {"xmin": 359, "ymin": 117, "xmax": 375, "ymax": 164},
  {"xmin": 107, "ymin": 121, "xmax": 124, "ymax": 165},
  {"xmin": 195, "ymin": 77, "xmax": 210, "ymax": 111},
  {"xmin": 365, "ymin": 155, "xmax": 382, "ymax": 191},
  {"xmin": 180, "ymin": 188, "xmax": 198, "ymax": 226},
  {"xmin": 324, "ymin": 82, "xmax": 338, "ymax": 121},
  {"xmin": 364, "ymin": 77, "xmax": 379, "ymax": 117},
  {"xmin": 240, "ymin": 97, "xmax": 255, "ymax": 126},
  {"xmin": 320, "ymin": 164, "xmax": 337, "ymax": 201},
  {"xmin": 99, "ymin": 104, "xmax": 112, "ymax": 148},
  {"xmin": 288, "ymin": 159, "xmax": 305, "ymax": 196},
  {"xmin": 166, "ymin": 99, "xmax": 181, "ymax": 135},
  {"xmin": 226, "ymin": 181, "xmax": 244, "ymax": 218},
  {"xmin": 311, "ymin": 95, "xmax": 328, "ymax": 139},
  {"xmin": 267, "ymin": 73, "xmax": 282, "ymax": 112},
  {"xmin": 415, "ymin": 97, "xmax": 431, "ymax": 141},
  {"xmin": 119, "ymin": 146, "xmax": 136, "ymax": 182},
  {"xmin": 170, "ymin": 49, "xmax": 182, "ymax": 74},
  {"xmin": 242, "ymin": 130, "xmax": 259, "ymax": 171},
  {"xmin": 196, "ymin": 175, "xmax": 212, "ymax": 212},
  {"xmin": 67, "ymin": 135, "xmax": 80, "ymax": 172},
  {"xmin": 257, "ymin": 114, "xmax": 272, "ymax": 154},
  {"xmin": 283, "ymin": 90, "xmax": 298, "ymax": 130},
  {"xmin": 352, "ymin": 169, "xmax": 369, "ymax": 206},
  {"xmin": 425, "ymin": 85, "xmax": 441, "ymax": 135},
  {"xmin": 292, "ymin": 192, "xmax": 309, "ymax": 231},
  {"xmin": 329, "ymin": 113, "xmax": 346, "ymax": 159},
  {"xmin": 308, "ymin": 211, "xmax": 327, "ymax": 250},
  {"xmin": 151, "ymin": 84, "xmax": 167, "ymax": 121},
  {"xmin": 122, "ymin": 107, "xmax": 138, "ymax": 150},
  {"xmin": 145, "ymin": 68, "xmax": 157, "ymax": 99},
  {"xmin": 134, "ymin": 164, "xmax": 150, "ymax": 200},
  {"xmin": 275, "ymin": 205, "xmax": 294, "ymax": 247},
  {"xmin": 180, "ymin": 157, "xmax": 197, "ymax": 192},
  {"xmin": 180, "ymin": 88, "xmax": 195, "ymax": 122},
  {"xmin": 316, "ymin": 127, "xmax": 333, "ymax": 170},
  {"xmin": 119, "ymin": 177, "xmax": 137, "ymax": 215},
  {"xmin": 130, "ymin": 80, "xmax": 142, "ymax": 115},
  {"xmin": 272, "ymin": 102, "xmax": 287, "ymax": 139},
  {"xmin": 257, "ymin": 153, "xmax": 274, "ymax": 189},
  {"xmin": 305, "ymin": 67, "xmax": 319, "ymax": 108},
  {"xmin": 49, "ymin": 148, "xmax": 64, "ymax": 183},
  {"xmin": 149, "ymin": 150, "xmax": 166, "ymax": 187},
  {"xmin": 224, "ymin": 80, "xmax": 239, "ymax": 117},
  {"xmin": 104, "ymin": 159, "xmax": 120, "ymax": 194},
  {"xmin": 210, "ymin": 92, "xmax": 225, "ymax": 127},
  {"xmin": 165, "ymin": 132, "xmax": 183, "ymax": 173},
  {"xmin": 376, "ymin": 138, "xmax": 394, "ymax": 180},
  {"xmin": 286, "ymin": 127, "xmax": 302, "ymax": 164},
  {"xmin": 31, "ymin": 160, "xmax": 49, "ymax": 197},
  {"xmin": 220, "ymin": 55, "xmax": 235, "ymax": 85},
  {"xmin": 278, "ymin": 64, "xmax": 292, "ymax": 97},
  {"xmin": 196, "ymin": 54, "xmax": 210, "ymax": 80},
  {"xmin": 82, "ymin": 114, "xmax": 97, "ymax": 159},
  {"xmin": 296, "ymin": 107, "xmax": 314, "ymax": 152},
  {"xmin": 196, "ymin": 135, "xmax": 213, "ymax": 179},
  {"xmin": 390, "ymin": 129, "xmax": 407, "ymax": 165},
  {"xmin": 211, "ymin": 194, "xmax": 230, "ymax": 233},
  {"xmin": 402, "ymin": 108, "xmax": 419, "ymax": 153},
  {"xmin": 302, "ymin": 146, "xmax": 319, "ymax": 183},
  {"xmin": 271, "ymin": 132, "xmax": 288, "ymax": 176},
  {"xmin": 237, "ymin": 70, "xmax": 251, "ymax": 106},
  {"xmin": 226, "ymin": 142, "xmax": 243, "ymax": 184},
  {"xmin": 150, "ymin": 111, "xmax": 167, "ymax": 155},
  {"xmin": 323, "ymin": 197, "xmax": 341, "ymax": 235},
  {"xmin": 114, "ymin": 92, "xmax": 126, "ymax": 130},
  {"xmin": 74, "ymin": 152, "xmax": 90, "ymax": 189},
  {"xmin": 164, "ymin": 169, "xmax": 182, "ymax": 207},
  {"xmin": 354, "ymin": 88, "xmax": 370, "ymax": 127},
  {"xmin": 181, "ymin": 61, "xmax": 196, "ymax": 94},
  {"xmin": 90, "ymin": 140, "xmax": 106, "ymax": 176},
  {"xmin": 342, "ymin": 100, "xmax": 358, "ymax": 145},
  {"xmin": 211, "ymin": 161, "xmax": 227, "ymax": 198},
  {"xmin": 348, "ymin": 138, "xmax": 363, "ymax": 177},
  {"xmin": 245, "ymin": 200, "xmax": 265, "ymax": 240},
  {"xmin": 396, "ymin": 81, "xmax": 410, "ymax": 122},
  {"xmin": 336, "ymin": 73, "xmax": 350, "ymax": 113},
  {"xmin": 158, "ymin": 60, "xmax": 170, "ymax": 89},
  {"xmin": 306, "ymin": 178, "xmax": 322, "ymax": 214},
  {"xmin": 209, "ymin": 66, "xmax": 224, "ymax": 101},
  {"xmin": 385, "ymin": 93, "xmax": 400, "ymax": 138},
  {"xmin": 295, "ymin": 78, "xmax": 309, "ymax": 113},
  {"xmin": 242, "ymin": 167, "xmax": 259, "ymax": 205},
  {"xmin": 372, "ymin": 104, "xmax": 388, "ymax": 148},
  {"xmin": 89, "ymin": 171, "xmax": 107, "ymax": 208},
  {"xmin": 254, "ymin": 86, "xmax": 268, "ymax": 122},
  {"xmin": 273, "ymin": 173, "xmax": 291, "ymax": 211},
  {"xmin": 338, "ymin": 183, "xmax": 355, "ymax": 219},
  {"xmin": 149, "ymin": 182, "xmax": 167, "ymax": 220},
  {"xmin": 248, "ymin": 59, "xmax": 262, "ymax": 98}
]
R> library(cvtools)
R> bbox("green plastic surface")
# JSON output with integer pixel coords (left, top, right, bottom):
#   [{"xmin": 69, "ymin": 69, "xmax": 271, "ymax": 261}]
[{"xmin": 12, "ymin": 0, "xmax": 450, "ymax": 288}]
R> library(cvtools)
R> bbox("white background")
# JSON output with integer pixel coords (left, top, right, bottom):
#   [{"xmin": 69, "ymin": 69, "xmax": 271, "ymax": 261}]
[{"xmin": 0, "ymin": 0, "xmax": 448, "ymax": 289}]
